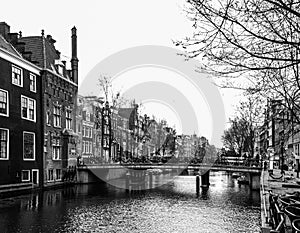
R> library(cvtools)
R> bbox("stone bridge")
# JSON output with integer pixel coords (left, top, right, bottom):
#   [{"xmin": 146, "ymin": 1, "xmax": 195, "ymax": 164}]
[{"xmin": 77, "ymin": 163, "xmax": 262, "ymax": 190}]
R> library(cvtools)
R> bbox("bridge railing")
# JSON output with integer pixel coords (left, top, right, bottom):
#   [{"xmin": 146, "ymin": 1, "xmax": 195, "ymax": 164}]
[
  {"xmin": 214, "ymin": 158, "xmax": 262, "ymax": 168},
  {"xmin": 79, "ymin": 156, "xmax": 262, "ymax": 168}
]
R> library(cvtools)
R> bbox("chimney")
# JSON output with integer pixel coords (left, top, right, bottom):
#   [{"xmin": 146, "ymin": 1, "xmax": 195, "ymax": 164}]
[
  {"xmin": 8, "ymin": 33, "xmax": 19, "ymax": 46},
  {"xmin": 0, "ymin": 22, "xmax": 10, "ymax": 40},
  {"xmin": 71, "ymin": 26, "xmax": 78, "ymax": 84}
]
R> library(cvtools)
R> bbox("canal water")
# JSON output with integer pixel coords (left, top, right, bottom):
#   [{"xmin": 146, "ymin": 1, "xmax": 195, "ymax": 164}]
[{"xmin": 0, "ymin": 171, "xmax": 260, "ymax": 233}]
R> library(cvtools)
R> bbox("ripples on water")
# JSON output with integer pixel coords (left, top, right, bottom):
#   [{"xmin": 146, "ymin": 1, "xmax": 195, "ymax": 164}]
[{"xmin": 0, "ymin": 172, "xmax": 261, "ymax": 233}]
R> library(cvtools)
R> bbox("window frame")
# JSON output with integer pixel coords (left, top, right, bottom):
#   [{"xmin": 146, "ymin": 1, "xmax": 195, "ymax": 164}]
[
  {"xmin": 12, "ymin": 65, "xmax": 23, "ymax": 87},
  {"xmin": 53, "ymin": 105, "xmax": 61, "ymax": 128},
  {"xmin": 46, "ymin": 111, "xmax": 51, "ymax": 125},
  {"xmin": 66, "ymin": 108, "xmax": 72, "ymax": 130},
  {"xmin": 0, "ymin": 128, "xmax": 9, "ymax": 160},
  {"xmin": 90, "ymin": 128, "xmax": 93, "ymax": 138},
  {"xmin": 82, "ymin": 126, "xmax": 85, "ymax": 137},
  {"xmin": 0, "ymin": 89, "xmax": 9, "ymax": 117},
  {"xmin": 21, "ymin": 170, "xmax": 30, "ymax": 182},
  {"xmin": 21, "ymin": 95, "xmax": 36, "ymax": 122},
  {"xmin": 52, "ymin": 137, "xmax": 61, "ymax": 160},
  {"xmin": 48, "ymin": 169, "xmax": 54, "ymax": 181},
  {"xmin": 56, "ymin": 169, "xmax": 62, "ymax": 181},
  {"xmin": 29, "ymin": 73, "xmax": 36, "ymax": 93},
  {"xmin": 23, "ymin": 131, "xmax": 35, "ymax": 161}
]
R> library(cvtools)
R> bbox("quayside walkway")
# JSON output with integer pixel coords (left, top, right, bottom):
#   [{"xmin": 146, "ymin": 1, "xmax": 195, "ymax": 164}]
[{"xmin": 261, "ymin": 169, "xmax": 300, "ymax": 233}]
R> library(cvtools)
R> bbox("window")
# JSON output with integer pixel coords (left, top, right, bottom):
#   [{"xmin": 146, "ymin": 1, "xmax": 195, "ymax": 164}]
[
  {"xmin": 66, "ymin": 109, "xmax": 72, "ymax": 130},
  {"xmin": 56, "ymin": 169, "xmax": 61, "ymax": 180},
  {"xmin": 21, "ymin": 96, "xmax": 36, "ymax": 121},
  {"xmin": 77, "ymin": 124, "xmax": 81, "ymax": 133},
  {"xmin": 21, "ymin": 170, "xmax": 30, "ymax": 182},
  {"xmin": 46, "ymin": 111, "xmax": 50, "ymax": 125},
  {"xmin": 52, "ymin": 138, "xmax": 61, "ymax": 160},
  {"xmin": 29, "ymin": 74, "xmax": 36, "ymax": 92},
  {"xmin": 90, "ymin": 128, "xmax": 93, "ymax": 138},
  {"xmin": 86, "ymin": 127, "xmax": 89, "ymax": 137},
  {"xmin": 58, "ymin": 65, "xmax": 63, "ymax": 75},
  {"xmin": 0, "ymin": 128, "xmax": 9, "ymax": 160},
  {"xmin": 53, "ymin": 105, "xmax": 61, "ymax": 127},
  {"xmin": 48, "ymin": 169, "xmax": 54, "ymax": 181},
  {"xmin": 0, "ymin": 89, "xmax": 8, "ymax": 117},
  {"xmin": 89, "ymin": 142, "xmax": 92, "ymax": 154},
  {"xmin": 85, "ymin": 141, "xmax": 89, "ymax": 153},
  {"xmin": 82, "ymin": 126, "xmax": 85, "ymax": 137},
  {"xmin": 82, "ymin": 141, "xmax": 85, "ymax": 153},
  {"xmin": 12, "ymin": 65, "xmax": 23, "ymax": 87},
  {"xmin": 23, "ymin": 132, "xmax": 35, "ymax": 160}
]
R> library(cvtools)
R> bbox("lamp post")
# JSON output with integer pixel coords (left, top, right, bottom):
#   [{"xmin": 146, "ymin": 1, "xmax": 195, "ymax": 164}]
[{"xmin": 281, "ymin": 136, "xmax": 284, "ymax": 174}]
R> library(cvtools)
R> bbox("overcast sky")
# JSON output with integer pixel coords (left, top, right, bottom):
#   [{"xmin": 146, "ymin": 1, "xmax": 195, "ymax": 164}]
[{"xmin": 2, "ymin": 0, "xmax": 242, "ymax": 146}]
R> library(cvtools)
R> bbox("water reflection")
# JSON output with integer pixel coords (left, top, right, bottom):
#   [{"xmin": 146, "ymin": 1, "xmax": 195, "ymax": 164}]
[{"xmin": 0, "ymin": 172, "xmax": 260, "ymax": 233}]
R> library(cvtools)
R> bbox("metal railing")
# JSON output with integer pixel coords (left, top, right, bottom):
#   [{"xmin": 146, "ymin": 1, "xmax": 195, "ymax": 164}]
[{"xmin": 79, "ymin": 156, "xmax": 262, "ymax": 167}]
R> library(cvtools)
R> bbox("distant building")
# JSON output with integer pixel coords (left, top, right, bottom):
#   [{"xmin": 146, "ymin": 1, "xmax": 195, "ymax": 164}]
[
  {"xmin": 255, "ymin": 99, "xmax": 298, "ymax": 169},
  {"xmin": 76, "ymin": 95, "xmax": 104, "ymax": 164}
]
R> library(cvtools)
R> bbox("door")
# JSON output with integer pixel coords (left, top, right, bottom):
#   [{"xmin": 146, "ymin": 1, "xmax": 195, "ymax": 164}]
[{"xmin": 32, "ymin": 169, "xmax": 39, "ymax": 186}]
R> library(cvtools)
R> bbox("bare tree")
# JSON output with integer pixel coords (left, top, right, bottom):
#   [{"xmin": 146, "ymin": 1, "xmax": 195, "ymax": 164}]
[
  {"xmin": 222, "ymin": 117, "xmax": 253, "ymax": 156},
  {"xmin": 98, "ymin": 74, "xmax": 130, "ymax": 108},
  {"xmin": 177, "ymin": 0, "xmax": 300, "ymax": 124}
]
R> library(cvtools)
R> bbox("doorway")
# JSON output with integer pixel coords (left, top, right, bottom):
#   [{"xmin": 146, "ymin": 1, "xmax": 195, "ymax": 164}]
[{"xmin": 32, "ymin": 169, "xmax": 39, "ymax": 186}]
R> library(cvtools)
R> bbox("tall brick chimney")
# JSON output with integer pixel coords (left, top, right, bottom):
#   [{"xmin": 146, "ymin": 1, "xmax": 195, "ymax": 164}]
[
  {"xmin": 0, "ymin": 22, "xmax": 10, "ymax": 40},
  {"xmin": 71, "ymin": 26, "xmax": 78, "ymax": 84}
]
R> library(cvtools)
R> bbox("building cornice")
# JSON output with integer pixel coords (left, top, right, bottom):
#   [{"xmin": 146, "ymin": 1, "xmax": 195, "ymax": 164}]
[
  {"xmin": 0, "ymin": 46, "xmax": 78, "ymax": 87},
  {"xmin": 0, "ymin": 47, "xmax": 40, "ymax": 75},
  {"xmin": 43, "ymin": 68, "xmax": 78, "ymax": 87}
]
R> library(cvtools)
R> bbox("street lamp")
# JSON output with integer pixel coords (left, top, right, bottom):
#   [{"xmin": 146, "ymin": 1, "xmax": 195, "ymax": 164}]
[{"xmin": 280, "ymin": 135, "xmax": 285, "ymax": 174}]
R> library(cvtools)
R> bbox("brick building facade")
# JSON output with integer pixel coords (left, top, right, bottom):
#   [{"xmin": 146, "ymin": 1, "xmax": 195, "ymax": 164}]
[
  {"xmin": 0, "ymin": 24, "xmax": 43, "ymax": 189},
  {"xmin": 0, "ymin": 22, "xmax": 78, "ymax": 189}
]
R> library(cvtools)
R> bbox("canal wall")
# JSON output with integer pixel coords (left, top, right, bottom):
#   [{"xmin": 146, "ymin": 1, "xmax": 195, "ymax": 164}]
[
  {"xmin": 77, "ymin": 167, "xmax": 127, "ymax": 183},
  {"xmin": 0, "ymin": 183, "xmax": 34, "ymax": 196}
]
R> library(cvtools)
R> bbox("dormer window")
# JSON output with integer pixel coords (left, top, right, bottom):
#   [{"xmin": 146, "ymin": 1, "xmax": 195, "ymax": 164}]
[
  {"xmin": 54, "ymin": 60, "xmax": 64, "ymax": 76},
  {"xmin": 58, "ymin": 65, "xmax": 64, "ymax": 75}
]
